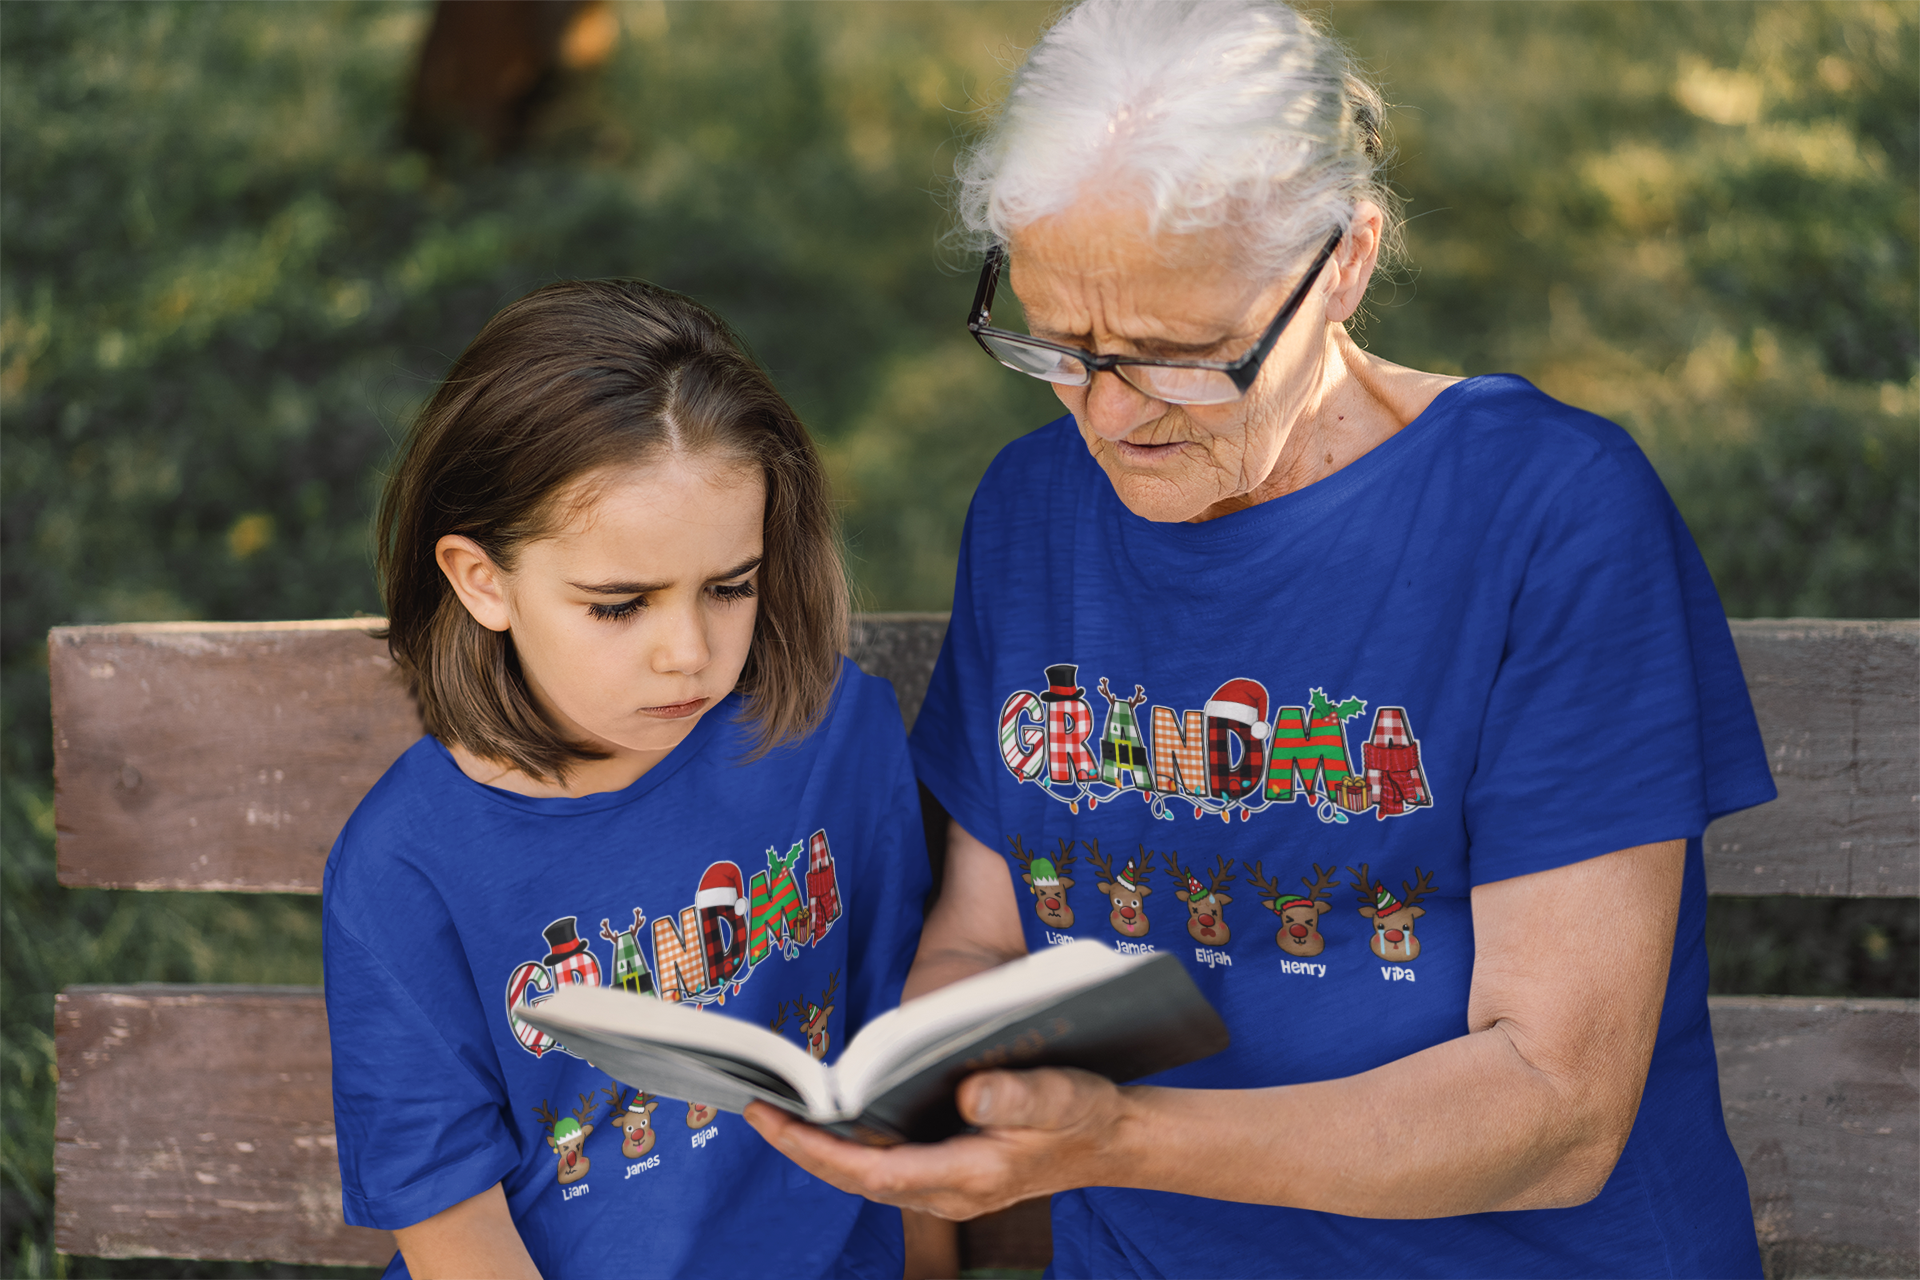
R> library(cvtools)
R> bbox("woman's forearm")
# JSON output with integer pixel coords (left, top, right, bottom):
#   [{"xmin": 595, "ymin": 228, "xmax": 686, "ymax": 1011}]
[{"xmin": 1099, "ymin": 1021, "xmax": 1634, "ymax": 1219}]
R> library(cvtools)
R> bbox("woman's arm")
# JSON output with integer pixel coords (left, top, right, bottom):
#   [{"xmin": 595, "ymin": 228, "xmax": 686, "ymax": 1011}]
[
  {"xmin": 749, "ymin": 835, "xmax": 1685, "ymax": 1221},
  {"xmin": 392, "ymin": 1182, "xmax": 542, "ymax": 1280}
]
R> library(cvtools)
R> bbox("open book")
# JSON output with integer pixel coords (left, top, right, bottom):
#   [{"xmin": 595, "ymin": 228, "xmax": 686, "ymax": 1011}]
[{"xmin": 515, "ymin": 941, "xmax": 1229, "ymax": 1146}]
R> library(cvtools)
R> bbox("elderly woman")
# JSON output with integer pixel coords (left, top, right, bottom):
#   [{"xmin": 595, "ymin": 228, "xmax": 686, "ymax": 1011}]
[{"xmin": 747, "ymin": 3, "xmax": 1774, "ymax": 1275}]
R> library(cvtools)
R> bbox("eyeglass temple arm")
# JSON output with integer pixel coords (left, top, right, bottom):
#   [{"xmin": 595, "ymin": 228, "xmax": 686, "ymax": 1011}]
[
  {"xmin": 1228, "ymin": 228, "xmax": 1345, "ymax": 393},
  {"xmin": 968, "ymin": 244, "xmax": 1006, "ymax": 329}
]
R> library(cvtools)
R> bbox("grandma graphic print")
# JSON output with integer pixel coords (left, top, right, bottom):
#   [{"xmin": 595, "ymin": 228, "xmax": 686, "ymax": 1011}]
[{"xmin": 999, "ymin": 664, "xmax": 1433, "ymax": 826}]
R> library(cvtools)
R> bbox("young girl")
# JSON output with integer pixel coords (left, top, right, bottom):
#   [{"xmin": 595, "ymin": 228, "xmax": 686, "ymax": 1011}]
[{"xmin": 323, "ymin": 279, "xmax": 928, "ymax": 1279}]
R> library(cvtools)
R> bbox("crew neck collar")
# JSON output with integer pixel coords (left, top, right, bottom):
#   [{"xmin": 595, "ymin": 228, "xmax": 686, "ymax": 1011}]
[
  {"xmin": 1088, "ymin": 375, "xmax": 1474, "ymax": 550},
  {"xmin": 424, "ymin": 692, "xmax": 738, "ymax": 814}
]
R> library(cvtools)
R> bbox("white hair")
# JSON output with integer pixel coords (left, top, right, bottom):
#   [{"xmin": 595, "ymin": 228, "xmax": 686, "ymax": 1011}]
[{"xmin": 952, "ymin": 0, "xmax": 1401, "ymax": 276}]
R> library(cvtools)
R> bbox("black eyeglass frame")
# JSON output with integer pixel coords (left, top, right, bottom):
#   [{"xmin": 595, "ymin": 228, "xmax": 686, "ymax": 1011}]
[{"xmin": 965, "ymin": 227, "xmax": 1345, "ymax": 402}]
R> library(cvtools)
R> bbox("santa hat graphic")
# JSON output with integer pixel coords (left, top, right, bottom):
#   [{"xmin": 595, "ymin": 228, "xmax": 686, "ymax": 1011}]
[
  {"xmin": 695, "ymin": 862, "xmax": 750, "ymax": 917},
  {"xmin": 1204, "ymin": 678, "xmax": 1271, "ymax": 740},
  {"xmin": 541, "ymin": 916, "xmax": 590, "ymax": 965}
]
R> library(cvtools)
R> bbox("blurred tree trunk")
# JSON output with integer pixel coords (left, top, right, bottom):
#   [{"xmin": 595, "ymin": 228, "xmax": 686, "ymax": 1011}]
[{"xmin": 404, "ymin": 0, "xmax": 618, "ymax": 160}]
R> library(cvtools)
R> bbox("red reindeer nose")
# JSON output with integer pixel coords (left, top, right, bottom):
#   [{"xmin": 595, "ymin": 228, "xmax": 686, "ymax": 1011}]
[
  {"xmin": 1120, "ymin": 906, "xmax": 1137, "ymax": 921},
  {"xmin": 1044, "ymin": 897, "xmax": 1060, "ymax": 911},
  {"xmin": 1197, "ymin": 914, "xmax": 1215, "ymax": 927},
  {"xmin": 1385, "ymin": 929, "xmax": 1405, "ymax": 943},
  {"xmin": 1288, "ymin": 924, "xmax": 1309, "ymax": 939}
]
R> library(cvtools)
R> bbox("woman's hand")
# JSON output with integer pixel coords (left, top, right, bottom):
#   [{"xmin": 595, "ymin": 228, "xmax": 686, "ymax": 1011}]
[{"xmin": 745, "ymin": 1066, "xmax": 1129, "ymax": 1220}]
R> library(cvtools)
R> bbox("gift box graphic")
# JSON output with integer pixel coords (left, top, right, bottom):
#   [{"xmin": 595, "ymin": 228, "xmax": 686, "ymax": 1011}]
[
  {"xmin": 1363, "ymin": 707, "xmax": 1432, "ymax": 818},
  {"xmin": 1333, "ymin": 776, "xmax": 1372, "ymax": 813}
]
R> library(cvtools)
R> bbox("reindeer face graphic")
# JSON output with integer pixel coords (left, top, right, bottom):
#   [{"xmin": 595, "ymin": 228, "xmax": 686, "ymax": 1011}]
[
  {"xmin": 607, "ymin": 1088, "xmax": 659, "ymax": 1158},
  {"xmin": 685, "ymin": 1100, "xmax": 717, "ymax": 1128},
  {"xmin": 1165, "ymin": 851, "xmax": 1236, "ymax": 945},
  {"xmin": 1351, "ymin": 864, "xmax": 1434, "ymax": 962},
  {"xmin": 1087, "ymin": 842, "xmax": 1153, "ymax": 938},
  {"xmin": 1009, "ymin": 836, "xmax": 1077, "ymax": 929},
  {"xmin": 773, "ymin": 971, "xmax": 840, "ymax": 1061},
  {"xmin": 1247, "ymin": 861, "xmax": 1338, "ymax": 956},
  {"xmin": 534, "ymin": 1091, "xmax": 602, "ymax": 1185}
]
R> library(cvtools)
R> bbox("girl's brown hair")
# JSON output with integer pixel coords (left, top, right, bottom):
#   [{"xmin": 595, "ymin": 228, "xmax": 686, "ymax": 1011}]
[{"xmin": 376, "ymin": 279, "xmax": 848, "ymax": 782}]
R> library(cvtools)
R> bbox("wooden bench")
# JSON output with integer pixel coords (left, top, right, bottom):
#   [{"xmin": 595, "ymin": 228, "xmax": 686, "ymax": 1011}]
[{"xmin": 49, "ymin": 616, "xmax": 1918, "ymax": 1276}]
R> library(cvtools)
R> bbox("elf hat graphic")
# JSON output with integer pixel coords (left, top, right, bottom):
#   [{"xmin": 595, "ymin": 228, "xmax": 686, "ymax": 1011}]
[
  {"xmin": 1029, "ymin": 857, "xmax": 1061, "ymax": 887},
  {"xmin": 1271, "ymin": 893, "xmax": 1309, "ymax": 911},
  {"xmin": 1116, "ymin": 859, "xmax": 1144, "ymax": 892},
  {"xmin": 1204, "ymin": 677, "xmax": 1271, "ymax": 740},
  {"xmin": 1185, "ymin": 874, "xmax": 1207, "ymax": 897},
  {"xmin": 541, "ymin": 917, "xmax": 590, "ymax": 965},
  {"xmin": 1373, "ymin": 885, "xmax": 1405, "ymax": 915},
  {"xmin": 695, "ymin": 862, "xmax": 750, "ymax": 917},
  {"xmin": 1040, "ymin": 664, "xmax": 1085, "ymax": 703}
]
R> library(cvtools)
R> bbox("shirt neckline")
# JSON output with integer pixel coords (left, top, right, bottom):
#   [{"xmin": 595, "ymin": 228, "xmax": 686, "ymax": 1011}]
[
  {"xmin": 423, "ymin": 692, "xmax": 739, "ymax": 815},
  {"xmin": 1090, "ymin": 374, "xmax": 1483, "ymax": 550}
]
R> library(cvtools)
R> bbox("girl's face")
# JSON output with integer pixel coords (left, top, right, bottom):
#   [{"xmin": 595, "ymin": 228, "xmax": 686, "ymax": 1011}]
[{"xmin": 438, "ymin": 450, "xmax": 764, "ymax": 793}]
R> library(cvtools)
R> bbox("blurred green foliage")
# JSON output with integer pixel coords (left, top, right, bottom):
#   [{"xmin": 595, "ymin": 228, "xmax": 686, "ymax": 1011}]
[{"xmin": 1, "ymin": 2, "xmax": 1913, "ymax": 1275}]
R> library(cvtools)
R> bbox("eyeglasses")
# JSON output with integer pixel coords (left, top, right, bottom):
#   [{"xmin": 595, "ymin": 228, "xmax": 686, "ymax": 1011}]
[{"xmin": 965, "ymin": 228, "xmax": 1343, "ymax": 406}]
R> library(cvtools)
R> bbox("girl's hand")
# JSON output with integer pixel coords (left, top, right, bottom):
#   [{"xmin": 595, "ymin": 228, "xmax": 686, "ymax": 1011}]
[{"xmin": 744, "ymin": 1067, "xmax": 1128, "ymax": 1220}]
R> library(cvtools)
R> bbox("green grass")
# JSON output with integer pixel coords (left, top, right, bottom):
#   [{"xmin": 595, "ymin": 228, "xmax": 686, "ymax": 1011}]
[{"xmin": 2, "ymin": 2, "xmax": 1913, "ymax": 1275}]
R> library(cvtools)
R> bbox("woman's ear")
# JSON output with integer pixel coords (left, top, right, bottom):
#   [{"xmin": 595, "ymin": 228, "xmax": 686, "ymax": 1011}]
[
  {"xmin": 436, "ymin": 535, "xmax": 513, "ymax": 633},
  {"xmin": 1324, "ymin": 199, "xmax": 1385, "ymax": 326}
]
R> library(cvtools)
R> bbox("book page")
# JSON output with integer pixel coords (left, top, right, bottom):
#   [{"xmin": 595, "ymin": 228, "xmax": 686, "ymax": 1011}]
[
  {"xmin": 520, "ymin": 987, "xmax": 837, "ymax": 1118},
  {"xmin": 833, "ymin": 941, "xmax": 1144, "ymax": 1109}
]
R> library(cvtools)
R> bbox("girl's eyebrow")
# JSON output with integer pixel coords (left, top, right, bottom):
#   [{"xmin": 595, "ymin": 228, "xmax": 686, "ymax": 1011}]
[{"xmin": 568, "ymin": 555, "xmax": 763, "ymax": 596}]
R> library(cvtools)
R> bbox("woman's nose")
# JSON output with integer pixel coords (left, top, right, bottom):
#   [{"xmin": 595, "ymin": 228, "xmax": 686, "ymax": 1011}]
[{"xmin": 1077, "ymin": 368, "xmax": 1164, "ymax": 441}]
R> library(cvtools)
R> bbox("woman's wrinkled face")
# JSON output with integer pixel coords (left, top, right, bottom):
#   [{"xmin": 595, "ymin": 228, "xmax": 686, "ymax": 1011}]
[
  {"xmin": 1008, "ymin": 203, "xmax": 1333, "ymax": 523},
  {"xmin": 489, "ymin": 453, "xmax": 764, "ymax": 763}
]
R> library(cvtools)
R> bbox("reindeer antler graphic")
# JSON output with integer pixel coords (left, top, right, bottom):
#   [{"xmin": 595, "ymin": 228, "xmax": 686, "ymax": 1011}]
[
  {"xmin": 770, "ymin": 999, "xmax": 793, "ymax": 1034},
  {"xmin": 1083, "ymin": 839, "xmax": 1114, "ymax": 884},
  {"xmin": 1206, "ymin": 853, "xmax": 1237, "ymax": 897},
  {"xmin": 1301, "ymin": 862, "xmax": 1339, "ymax": 905},
  {"xmin": 1401, "ymin": 867, "xmax": 1436, "ymax": 910},
  {"xmin": 1006, "ymin": 834, "xmax": 1036, "ymax": 875},
  {"xmin": 1242, "ymin": 859, "xmax": 1283, "ymax": 909},
  {"xmin": 1348, "ymin": 863, "xmax": 1378, "ymax": 906},
  {"xmin": 531, "ymin": 1099, "xmax": 560, "ymax": 1136},
  {"xmin": 1053, "ymin": 837, "xmax": 1078, "ymax": 875}
]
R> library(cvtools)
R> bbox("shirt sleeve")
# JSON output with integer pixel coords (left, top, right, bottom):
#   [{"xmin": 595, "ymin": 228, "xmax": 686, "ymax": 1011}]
[
  {"xmin": 836, "ymin": 673, "xmax": 934, "ymax": 1043},
  {"xmin": 324, "ymin": 866, "xmax": 520, "ymax": 1230},
  {"xmin": 1463, "ymin": 439, "xmax": 1762, "ymax": 884}
]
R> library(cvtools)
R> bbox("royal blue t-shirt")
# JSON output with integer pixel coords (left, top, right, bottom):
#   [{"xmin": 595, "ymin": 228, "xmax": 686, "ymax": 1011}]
[
  {"xmin": 909, "ymin": 376, "xmax": 1776, "ymax": 1279},
  {"xmin": 325, "ymin": 659, "xmax": 928, "ymax": 1280}
]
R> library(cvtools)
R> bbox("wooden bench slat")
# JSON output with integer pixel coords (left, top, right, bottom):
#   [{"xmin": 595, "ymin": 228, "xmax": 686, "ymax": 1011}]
[
  {"xmin": 49, "ymin": 615, "xmax": 954, "ymax": 895},
  {"xmin": 1714, "ymin": 621, "xmax": 1920, "ymax": 896},
  {"xmin": 56, "ymin": 986, "xmax": 1917, "ymax": 1268},
  {"xmin": 1711, "ymin": 995, "xmax": 1920, "ymax": 1266},
  {"xmin": 53, "ymin": 985, "xmax": 396, "ymax": 1267},
  {"xmin": 52, "ymin": 984, "xmax": 1046, "ymax": 1268},
  {"xmin": 51, "ymin": 617, "xmax": 1919, "ymax": 895}
]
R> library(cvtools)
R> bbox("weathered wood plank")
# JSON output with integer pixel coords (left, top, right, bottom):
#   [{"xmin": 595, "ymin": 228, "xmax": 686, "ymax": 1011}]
[
  {"xmin": 1713, "ymin": 995, "xmax": 1919, "ymax": 1271},
  {"xmin": 51, "ymin": 621, "xmax": 420, "ymax": 895},
  {"xmin": 847, "ymin": 612, "xmax": 949, "ymax": 732},
  {"xmin": 56, "ymin": 987, "xmax": 1917, "ymax": 1268},
  {"xmin": 50, "ymin": 615, "xmax": 953, "ymax": 894},
  {"xmin": 1710, "ymin": 620, "xmax": 1919, "ymax": 896},
  {"xmin": 51, "ymin": 617, "xmax": 1919, "ymax": 896},
  {"xmin": 53, "ymin": 986, "xmax": 395, "ymax": 1267},
  {"xmin": 53, "ymin": 984, "xmax": 1043, "ymax": 1267}
]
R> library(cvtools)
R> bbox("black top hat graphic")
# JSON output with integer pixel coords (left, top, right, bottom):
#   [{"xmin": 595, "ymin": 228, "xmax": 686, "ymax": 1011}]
[
  {"xmin": 542, "ymin": 916, "xmax": 590, "ymax": 965},
  {"xmin": 1040, "ymin": 663, "xmax": 1085, "ymax": 703}
]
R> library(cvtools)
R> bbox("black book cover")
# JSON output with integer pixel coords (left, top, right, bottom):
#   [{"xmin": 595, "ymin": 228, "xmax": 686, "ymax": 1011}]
[{"xmin": 823, "ymin": 951, "xmax": 1229, "ymax": 1146}]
